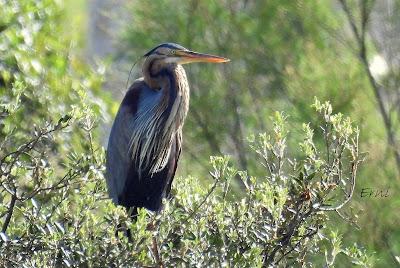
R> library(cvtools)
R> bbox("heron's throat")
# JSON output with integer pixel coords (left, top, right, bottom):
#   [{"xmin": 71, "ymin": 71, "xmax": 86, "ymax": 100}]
[{"xmin": 143, "ymin": 60, "xmax": 190, "ymax": 129}]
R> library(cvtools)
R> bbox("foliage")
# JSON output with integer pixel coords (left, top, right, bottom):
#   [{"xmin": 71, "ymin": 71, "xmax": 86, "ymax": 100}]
[
  {"xmin": 121, "ymin": 0, "xmax": 363, "ymax": 176},
  {"xmin": 0, "ymin": 0, "xmax": 390, "ymax": 267},
  {"xmin": 1, "ymin": 76, "xmax": 371, "ymax": 267},
  {"xmin": 0, "ymin": 0, "xmax": 106, "ymax": 265},
  {"xmin": 122, "ymin": 1, "xmax": 400, "ymax": 266}
]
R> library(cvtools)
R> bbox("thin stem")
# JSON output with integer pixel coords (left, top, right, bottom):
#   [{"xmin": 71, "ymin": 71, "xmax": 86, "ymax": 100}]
[
  {"xmin": 182, "ymin": 174, "xmax": 219, "ymax": 223},
  {"xmin": 151, "ymin": 236, "xmax": 163, "ymax": 267},
  {"xmin": 2, "ymin": 194, "xmax": 17, "ymax": 233}
]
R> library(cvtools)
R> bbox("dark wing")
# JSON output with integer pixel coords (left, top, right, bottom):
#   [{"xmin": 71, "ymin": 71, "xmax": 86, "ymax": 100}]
[
  {"xmin": 166, "ymin": 140, "xmax": 181, "ymax": 198},
  {"xmin": 118, "ymin": 134, "xmax": 181, "ymax": 211},
  {"xmin": 105, "ymin": 79, "xmax": 157, "ymax": 204},
  {"xmin": 105, "ymin": 79, "xmax": 181, "ymax": 211}
]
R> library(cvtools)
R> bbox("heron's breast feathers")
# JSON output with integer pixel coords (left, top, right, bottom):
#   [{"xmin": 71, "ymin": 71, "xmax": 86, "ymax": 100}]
[{"xmin": 128, "ymin": 69, "xmax": 189, "ymax": 177}]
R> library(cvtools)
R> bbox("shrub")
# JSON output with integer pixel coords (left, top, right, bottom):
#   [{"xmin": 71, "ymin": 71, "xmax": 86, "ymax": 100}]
[{"xmin": 0, "ymin": 1, "xmax": 372, "ymax": 267}]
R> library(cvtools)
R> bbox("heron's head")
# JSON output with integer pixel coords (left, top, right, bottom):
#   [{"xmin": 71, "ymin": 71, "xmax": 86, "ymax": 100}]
[{"xmin": 143, "ymin": 43, "xmax": 230, "ymax": 65}]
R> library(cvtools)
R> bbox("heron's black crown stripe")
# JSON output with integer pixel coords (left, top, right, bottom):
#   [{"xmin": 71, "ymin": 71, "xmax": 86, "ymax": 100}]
[{"xmin": 144, "ymin": 43, "xmax": 187, "ymax": 57}]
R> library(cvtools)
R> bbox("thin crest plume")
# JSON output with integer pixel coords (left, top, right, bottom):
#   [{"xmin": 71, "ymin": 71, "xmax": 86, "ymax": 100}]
[{"xmin": 126, "ymin": 57, "xmax": 141, "ymax": 90}]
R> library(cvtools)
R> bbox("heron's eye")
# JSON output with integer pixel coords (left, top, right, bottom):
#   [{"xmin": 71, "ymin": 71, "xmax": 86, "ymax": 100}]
[{"xmin": 170, "ymin": 50, "xmax": 176, "ymax": 55}]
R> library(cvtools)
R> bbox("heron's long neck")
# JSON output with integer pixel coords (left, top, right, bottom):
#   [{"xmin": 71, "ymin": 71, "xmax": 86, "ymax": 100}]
[{"xmin": 143, "ymin": 61, "xmax": 190, "ymax": 132}]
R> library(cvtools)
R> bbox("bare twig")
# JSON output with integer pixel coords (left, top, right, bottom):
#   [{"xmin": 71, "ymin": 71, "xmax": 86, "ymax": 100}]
[
  {"xmin": 335, "ymin": 209, "xmax": 360, "ymax": 230},
  {"xmin": 319, "ymin": 162, "xmax": 358, "ymax": 211}
]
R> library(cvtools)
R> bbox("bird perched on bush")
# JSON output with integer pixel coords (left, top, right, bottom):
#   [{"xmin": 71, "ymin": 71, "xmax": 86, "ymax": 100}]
[{"xmin": 105, "ymin": 43, "xmax": 229, "ymax": 218}]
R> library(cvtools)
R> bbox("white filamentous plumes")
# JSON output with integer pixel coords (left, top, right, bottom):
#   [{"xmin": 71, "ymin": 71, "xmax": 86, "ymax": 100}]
[{"xmin": 129, "ymin": 66, "xmax": 189, "ymax": 177}]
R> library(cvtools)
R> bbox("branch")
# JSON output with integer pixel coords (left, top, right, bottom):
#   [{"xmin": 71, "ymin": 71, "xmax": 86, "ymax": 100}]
[
  {"xmin": 319, "ymin": 162, "xmax": 357, "ymax": 211},
  {"xmin": 151, "ymin": 236, "xmax": 163, "ymax": 268},
  {"xmin": 320, "ymin": 132, "xmax": 360, "ymax": 211},
  {"xmin": 1, "ymin": 194, "xmax": 17, "ymax": 234},
  {"xmin": 181, "ymin": 172, "xmax": 220, "ymax": 223},
  {"xmin": 274, "ymin": 228, "xmax": 319, "ymax": 265},
  {"xmin": 263, "ymin": 200, "xmax": 314, "ymax": 266}
]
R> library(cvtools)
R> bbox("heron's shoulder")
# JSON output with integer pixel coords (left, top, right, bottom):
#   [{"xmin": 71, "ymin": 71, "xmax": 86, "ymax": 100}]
[
  {"xmin": 126, "ymin": 78, "xmax": 157, "ymax": 95},
  {"xmin": 121, "ymin": 79, "xmax": 147, "ymax": 111},
  {"xmin": 121, "ymin": 78, "xmax": 160, "ymax": 112},
  {"xmin": 124, "ymin": 77, "xmax": 148, "ymax": 95},
  {"xmin": 126, "ymin": 78, "xmax": 145, "ymax": 92}
]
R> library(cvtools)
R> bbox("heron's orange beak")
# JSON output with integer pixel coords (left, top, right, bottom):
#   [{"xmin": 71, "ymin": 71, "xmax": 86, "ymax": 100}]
[{"xmin": 177, "ymin": 50, "xmax": 230, "ymax": 64}]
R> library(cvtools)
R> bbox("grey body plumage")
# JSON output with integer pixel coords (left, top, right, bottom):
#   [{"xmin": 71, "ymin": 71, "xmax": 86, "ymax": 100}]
[{"xmin": 105, "ymin": 43, "xmax": 229, "ymax": 213}]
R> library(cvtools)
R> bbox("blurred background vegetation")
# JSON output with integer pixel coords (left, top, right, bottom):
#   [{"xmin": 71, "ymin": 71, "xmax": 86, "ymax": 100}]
[
  {"xmin": 1, "ymin": 0, "xmax": 399, "ymax": 266},
  {"xmin": 121, "ymin": 1, "xmax": 400, "ymax": 265}
]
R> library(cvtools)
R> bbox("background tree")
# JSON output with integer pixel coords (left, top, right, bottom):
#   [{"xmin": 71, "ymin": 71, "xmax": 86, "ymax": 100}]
[{"xmin": 120, "ymin": 0, "xmax": 399, "ymax": 266}]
